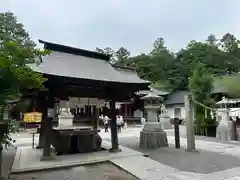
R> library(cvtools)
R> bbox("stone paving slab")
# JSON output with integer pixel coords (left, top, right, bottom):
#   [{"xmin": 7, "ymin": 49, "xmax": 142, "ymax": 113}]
[
  {"xmin": 167, "ymin": 136, "xmax": 240, "ymax": 155},
  {"xmin": 11, "ymin": 141, "xmax": 142, "ymax": 174},
  {"xmin": 192, "ymin": 167, "xmax": 240, "ymax": 180},
  {"xmin": 116, "ymin": 136, "xmax": 240, "ymax": 174},
  {"xmin": 111, "ymin": 156, "xmax": 203, "ymax": 180},
  {"xmin": 10, "ymin": 126, "xmax": 240, "ymax": 179},
  {"xmin": 2, "ymin": 147, "xmax": 17, "ymax": 178},
  {"xmin": 11, "ymin": 161, "xmax": 139, "ymax": 180}
]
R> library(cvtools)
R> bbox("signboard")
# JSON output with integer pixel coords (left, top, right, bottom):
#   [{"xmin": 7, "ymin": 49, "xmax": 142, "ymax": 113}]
[{"xmin": 23, "ymin": 112, "xmax": 42, "ymax": 123}]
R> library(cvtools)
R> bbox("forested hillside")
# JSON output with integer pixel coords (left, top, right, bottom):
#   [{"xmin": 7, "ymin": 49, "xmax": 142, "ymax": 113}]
[{"xmin": 96, "ymin": 33, "xmax": 240, "ymax": 93}]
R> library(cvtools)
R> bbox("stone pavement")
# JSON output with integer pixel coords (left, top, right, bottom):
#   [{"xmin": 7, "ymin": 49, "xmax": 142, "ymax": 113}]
[
  {"xmin": 11, "ymin": 141, "xmax": 143, "ymax": 173},
  {"xmin": 100, "ymin": 126, "xmax": 240, "ymax": 177},
  {"xmin": 5, "ymin": 125, "xmax": 240, "ymax": 180},
  {"xmin": 118, "ymin": 136, "xmax": 240, "ymax": 174},
  {"xmin": 2, "ymin": 147, "xmax": 16, "ymax": 178},
  {"xmin": 11, "ymin": 161, "xmax": 139, "ymax": 180}
]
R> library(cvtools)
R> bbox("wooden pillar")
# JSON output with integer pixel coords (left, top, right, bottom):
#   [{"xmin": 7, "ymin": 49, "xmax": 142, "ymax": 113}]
[
  {"xmin": 124, "ymin": 104, "xmax": 128, "ymax": 118},
  {"xmin": 185, "ymin": 95, "xmax": 196, "ymax": 151},
  {"xmin": 129, "ymin": 104, "xmax": 132, "ymax": 117},
  {"xmin": 232, "ymin": 120, "xmax": 237, "ymax": 141},
  {"xmin": 109, "ymin": 100, "xmax": 120, "ymax": 152},
  {"xmin": 41, "ymin": 92, "xmax": 54, "ymax": 160},
  {"xmin": 84, "ymin": 105, "xmax": 88, "ymax": 116},
  {"xmin": 92, "ymin": 105, "xmax": 99, "ymax": 130},
  {"xmin": 89, "ymin": 105, "xmax": 92, "ymax": 116},
  {"xmin": 120, "ymin": 104, "xmax": 123, "ymax": 116},
  {"xmin": 36, "ymin": 92, "xmax": 46, "ymax": 149}
]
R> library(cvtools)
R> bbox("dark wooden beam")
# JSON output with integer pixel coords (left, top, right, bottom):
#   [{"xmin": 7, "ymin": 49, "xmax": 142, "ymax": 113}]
[
  {"xmin": 92, "ymin": 105, "xmax": 98, "ymax": 130},
  {"xmin": 41, "ymin": 91, "xmax": 54, "ymax": 160},
  {"xmin": 109, "ymin": 100, "xmax": 121, "ymax": 152}
]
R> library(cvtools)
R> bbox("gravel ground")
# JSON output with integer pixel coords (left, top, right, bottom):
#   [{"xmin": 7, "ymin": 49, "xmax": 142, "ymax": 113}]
[{"xmin": 116, "ymin": 136, "xmax": 240, "ymax": 174}]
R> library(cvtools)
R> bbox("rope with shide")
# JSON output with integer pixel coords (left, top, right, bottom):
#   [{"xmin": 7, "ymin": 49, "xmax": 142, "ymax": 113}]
[
  {"xmin": 192, "ymin": 97, "xmax": 240, "ymax": 113},
  {"xmin": 191, "ymin": 95, "xmax": 238, "ymax": 141}
]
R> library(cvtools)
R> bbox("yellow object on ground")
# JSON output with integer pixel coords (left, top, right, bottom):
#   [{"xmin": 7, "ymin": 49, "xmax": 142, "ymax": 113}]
[{"xmin": 23, "ymin": 112, "xmax": 42, "ymax": 123}]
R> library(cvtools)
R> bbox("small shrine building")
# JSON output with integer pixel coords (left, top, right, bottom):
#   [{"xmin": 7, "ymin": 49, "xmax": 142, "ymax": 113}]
[{"xmin": 28, "ymin": 40, "xmax": 150, "ymax": 158}]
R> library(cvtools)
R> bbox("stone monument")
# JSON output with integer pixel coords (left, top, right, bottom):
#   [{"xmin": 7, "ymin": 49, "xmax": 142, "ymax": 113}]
[
  {"xmin": 139, "ymin": 92, "xmax": 168, "ymax": 149},
  {"xmin": 58, "ymin": 101, "xmax": 74, "ymax": 127},
  {"xmin": 159, "ymin": 104, "xmax": 172, "ymax": 129}
]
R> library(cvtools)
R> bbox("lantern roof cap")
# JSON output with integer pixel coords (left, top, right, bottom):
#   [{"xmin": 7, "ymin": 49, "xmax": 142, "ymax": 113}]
[{"xmin": 141, "ymin": 92, "xmax": 163, "ymax": 100}]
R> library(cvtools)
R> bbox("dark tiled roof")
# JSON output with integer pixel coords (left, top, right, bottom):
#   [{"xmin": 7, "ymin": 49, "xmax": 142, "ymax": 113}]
[
  {"xmin": 113, "ymin": 66, "xmax": 150, "ymax": 84},
  {"xmin": 30, "ymin": 41, "xmax": 149, "ymax": 84},
  {"xmin": 39, "ymin": 40, "xmax": 110, "ymax": 61},
  {"xmin": 212, "ymin": 75, "xmax": 238, "ymax": 94},
  {"xmin": 164, "ymin": 91, "xmax": 189, "ymax": 105},
  {"xmin": 111, "ymin": 64, "xmax": 136, "ymax": 71}
]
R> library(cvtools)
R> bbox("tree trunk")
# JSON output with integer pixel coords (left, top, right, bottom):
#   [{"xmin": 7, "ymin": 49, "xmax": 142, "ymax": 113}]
[
  {"xmin": 0, "ymin": 105, "xmax": 5, "ymax": 178},
  {"xmin": 0, "ymin": 105, "xmax": 5, "ymax": 121},
  {"xmin": 0, "ymin": 146, "xmax": 2, "ymax": 178}
]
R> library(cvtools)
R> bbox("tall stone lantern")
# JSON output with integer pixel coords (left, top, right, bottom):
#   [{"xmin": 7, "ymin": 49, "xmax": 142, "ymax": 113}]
[
  {"xmin": 139, "ymin": 92, "xmax": 168, "ymax": 149},
  {"xmin": 216, "ymin": 97, "xmax": 234, "ymax": 141}
]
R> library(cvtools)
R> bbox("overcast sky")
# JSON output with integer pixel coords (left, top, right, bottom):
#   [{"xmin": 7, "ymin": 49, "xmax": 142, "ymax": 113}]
[{"xmin": 1, "ymin": 0, "xmax": 240, "ymax": 55}]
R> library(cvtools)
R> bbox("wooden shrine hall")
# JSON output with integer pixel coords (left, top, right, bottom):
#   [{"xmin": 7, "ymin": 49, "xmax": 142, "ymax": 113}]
[{"xmin": 28, "ymin": 40, "xmax": 150, "ymax": 159}]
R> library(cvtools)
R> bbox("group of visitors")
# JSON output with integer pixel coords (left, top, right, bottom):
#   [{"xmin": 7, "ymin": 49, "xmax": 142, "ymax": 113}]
[{"xmin": 99, "ymin": 114, "xmax": 125, "ymax": 133}]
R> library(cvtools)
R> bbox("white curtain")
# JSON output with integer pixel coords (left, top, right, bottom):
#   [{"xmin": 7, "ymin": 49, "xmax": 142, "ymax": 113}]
[{"xmin": 68, "ymin": 97, "xmax": 106, "ymax": 107}]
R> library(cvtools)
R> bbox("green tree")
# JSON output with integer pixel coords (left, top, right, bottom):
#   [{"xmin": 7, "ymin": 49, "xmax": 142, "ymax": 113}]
[
  {"xmin": 219, "ymin": 33, "xmax": 240, "ymax": 73},
  {"xmin": 177, "ymin": 39, "xmax": 240, "ymax": 85},
  {"xmin": 189, "ymin": 63, "xmax": 214, "ymax": 129},
  {"xmin": 131, "ymin": 53, "xmax": 151, "ymax": 78},
  {"xmin": 95, "ymin": 47, "xmax": 105, "ymax": 54},
  {"xmin": 0, "ymin": 12, "xmax": 47, "ymax": 177},
  {"xmin": 95, "ymin": 47, "xmax": 116, "ymax": 63},
  {"xmin": 206, "ymin": 34, "xmax": 218, "ymax": 46},
  {"xmin": 220, "ymin": 33, "xmax": 239, "ymax": 52},
  {"xmin": 97, "ymin": 33, "xmax": 240, "ymax": 94},
  {"xmin": 115, "ymin": 47, "xmax": 130, "ymax": 61},
  {"xmin": 151, "ymin": 37, "xmax": 166, "ymax": 55},
  {"xmin": 114, "ymin": 47, "xmax": 131, "ymax": 67},
  {"xmin": 128, "ymin": 37, "xmax": 185, "ymax": 91}
]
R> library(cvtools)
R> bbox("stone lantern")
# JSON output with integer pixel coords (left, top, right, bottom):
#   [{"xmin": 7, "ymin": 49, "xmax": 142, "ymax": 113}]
[
  {"xmin": 216, "ymin": 96, "xmax": 234, "ymax": 141},
  {"xmin": 139, "ymin": 92, "xmax": 168, "ymax": 149}
]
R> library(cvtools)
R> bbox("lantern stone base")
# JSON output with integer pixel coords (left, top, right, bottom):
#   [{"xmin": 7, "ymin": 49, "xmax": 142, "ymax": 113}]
[
  {"xmin": 216, "ymin": 120, "xmax": 233, "ymax": 141},
  {"xmin": 139, "ymin": 122, "xmax": 168, "ymax": 149},
  {"xmin": 58, "ymin": 116, "xmax": 74, "ymax": 127}
]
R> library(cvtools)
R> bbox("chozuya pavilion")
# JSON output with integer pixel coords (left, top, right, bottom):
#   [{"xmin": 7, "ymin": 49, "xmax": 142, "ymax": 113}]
[{"xmin": 28, "ymin": 40, "xmax": 150, "ymax": 159}]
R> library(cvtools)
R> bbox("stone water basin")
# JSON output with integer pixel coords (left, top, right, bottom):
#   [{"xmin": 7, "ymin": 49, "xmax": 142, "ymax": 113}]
[{"xmin": 51, "ymin": 127, "xmax": 102, "ymax": 155}]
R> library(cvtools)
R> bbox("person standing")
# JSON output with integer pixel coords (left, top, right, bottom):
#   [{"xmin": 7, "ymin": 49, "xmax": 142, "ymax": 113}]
[
  {"xmin": 99, "ymin": 114, "xmax": 104, "ymax": 125},
  {"xmin": 117, "ymin": 115, "xmax": 123, "ymax": 133},
  {"xmin": 104, "ymin": 115, "xmax": 109, "ymax": 132}
]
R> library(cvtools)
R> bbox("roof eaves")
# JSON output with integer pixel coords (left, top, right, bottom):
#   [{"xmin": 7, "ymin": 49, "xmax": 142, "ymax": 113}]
[
  {"xmin": 39, "ymin": 39, "xmax": 110, "ymax": 61},
  {"xmin": 112, "ymin": 64, "xmax": 137, "ymax": 71}
]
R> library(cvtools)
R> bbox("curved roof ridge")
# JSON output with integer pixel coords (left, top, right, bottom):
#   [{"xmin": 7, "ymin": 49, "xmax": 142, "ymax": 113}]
[{"xmin": 39, "ymin": 39, "xmax": 110, "ymax": 61}]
